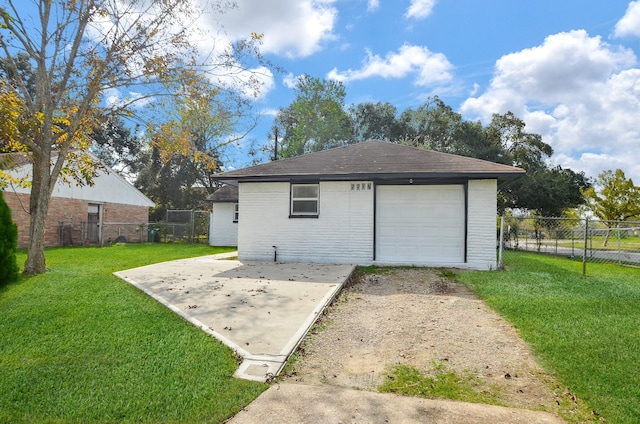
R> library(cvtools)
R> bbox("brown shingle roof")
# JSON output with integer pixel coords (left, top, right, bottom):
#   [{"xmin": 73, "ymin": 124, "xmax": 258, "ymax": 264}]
[
  {"xmin": 213, "ymin": 140, "xmax": 524, "ymax": 184},
  {"xmin": 206, "ymin": 184, "xmax": 238, "ymax": 202}
]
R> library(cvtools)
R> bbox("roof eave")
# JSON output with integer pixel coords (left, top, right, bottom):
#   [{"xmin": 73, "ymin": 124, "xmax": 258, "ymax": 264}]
[{"xmin": 212, "ymin": 171, "xmax": 525, "ymax": 185}]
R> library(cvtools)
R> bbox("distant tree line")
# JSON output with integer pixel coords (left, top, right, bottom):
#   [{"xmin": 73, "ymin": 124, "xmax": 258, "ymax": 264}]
[{"xmin": 270, "ymin": 75, "xmax": 591, "ymax": 217}]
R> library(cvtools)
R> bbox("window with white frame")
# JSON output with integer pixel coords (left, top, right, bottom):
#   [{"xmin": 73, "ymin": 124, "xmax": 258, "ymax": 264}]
[
  {"xmin": 233, "ymin": 203, "xmax": 239, "ymax": 222},
  {"xmin": 290, "ymin": 184, "xmax": 319, "ymax": 217}
]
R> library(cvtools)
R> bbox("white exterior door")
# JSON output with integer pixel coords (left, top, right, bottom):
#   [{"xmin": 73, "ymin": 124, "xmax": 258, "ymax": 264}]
[{"xmin": 376, "ymin": 185, "xmax": 465, "ymax": 264}]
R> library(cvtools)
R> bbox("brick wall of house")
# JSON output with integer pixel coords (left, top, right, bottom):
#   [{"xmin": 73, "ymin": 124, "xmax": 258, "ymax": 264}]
[
  {"xmin": 102, "ymin": 203, "xmax": 150, "ymax": 244},
  {"xmin": 3, "ymin": 190, "xmax": 150, "ymax": 248}
]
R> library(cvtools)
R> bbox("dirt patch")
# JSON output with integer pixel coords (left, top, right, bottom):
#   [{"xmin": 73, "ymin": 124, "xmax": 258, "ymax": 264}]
[{"xmin": 282, "ymin": 268, "xmax": 565, "ymax": 413}]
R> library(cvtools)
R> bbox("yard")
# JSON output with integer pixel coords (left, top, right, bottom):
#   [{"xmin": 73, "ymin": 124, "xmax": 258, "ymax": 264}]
[
  {"xmin": 0, "ymin": 244, "xmax": 266, "ymax": 424},
  {"xmin": 1, "ymin": 245, "xmax": 638, "ymax": 423},
  {"xmin": 457, "ymin": 252, "xmax": 640, "ymax": 423}
]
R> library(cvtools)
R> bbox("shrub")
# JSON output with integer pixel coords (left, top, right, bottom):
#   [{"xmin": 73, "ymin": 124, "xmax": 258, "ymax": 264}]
[{"xmin": 0, "ymin": 190, "xmax": 19, "ymax": 285}]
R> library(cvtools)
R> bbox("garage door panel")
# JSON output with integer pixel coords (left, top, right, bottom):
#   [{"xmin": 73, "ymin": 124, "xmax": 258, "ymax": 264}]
[{"xmin": 376, "ymin": 185, "xmax": 464, "ymax": 264}]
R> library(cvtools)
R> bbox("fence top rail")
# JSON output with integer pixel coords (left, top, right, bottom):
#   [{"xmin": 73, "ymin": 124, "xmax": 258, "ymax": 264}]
[
  {"xmin": 504, "ymin": 216, "xmax": 582, "ymax": 222},
  {"xmin": 166, "ymin": 209, "xmax": 210, "ymax": 213}
]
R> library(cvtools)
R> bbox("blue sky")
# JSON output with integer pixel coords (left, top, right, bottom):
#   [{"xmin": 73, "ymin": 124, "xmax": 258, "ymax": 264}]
[
  {"xmin": 8, "ymin": 0, "xmax": 640, "ymax": 184},
  {"xmin": 213, "ymin": 0, "xmax": 640, "ymax": 184}
]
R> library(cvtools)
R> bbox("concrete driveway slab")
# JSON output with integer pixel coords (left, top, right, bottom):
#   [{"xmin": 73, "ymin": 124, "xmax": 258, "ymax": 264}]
[
  {"xmin": 229, "ymin": 384, "xmax": 565, "ymax": 424},
  {"xmin": 114, "ymin": 252, "xmax": 354, "ymax": 382}
]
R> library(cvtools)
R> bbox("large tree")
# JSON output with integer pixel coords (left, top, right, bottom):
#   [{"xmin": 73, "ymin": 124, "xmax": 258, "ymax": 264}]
[
  {"xmin": 485, "ymin": 111, "xmax": 553, "ymax": 171},
  {"xmin": 0, "ymin": 0, "xmax": 265, "ymax": 274},
  {"xmin": 482, "ymin": 112, "xmax": 589, "ymax": 215},
  {"xmin": 583, "ymin": 169, "xmax": 640, "ymax": 246},
  {"xmin": 133, "ymin": 74, "xmax": 256, "ymax": 219},
  {"xmin": 398, "ymin": 96, "xmax": 467, "ymax": 154},
  {"xmin": 349, "ymin": 101, "xmax": 403, "ymax": 142},
  {"xmin": 502, "ymin": 165, "xmax": 590, "ymax": 217},
  {"xmin": 397, "ymin": 97, "xmax": 505, "ymax": 163},
  {"xmin": 150, "ymin": 75, "xmax": 254, "ymax": 188},
  {"xmin": 91, "ymin": 116, "xmax": 141, "ymax": 178},
  {"xmin": 272, "ymin": 75, "xmax": 352, "ymax": 158}
]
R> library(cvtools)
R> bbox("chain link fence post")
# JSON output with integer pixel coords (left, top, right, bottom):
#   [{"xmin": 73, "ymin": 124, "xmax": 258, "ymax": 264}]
[
  {"xmin": 583, "ymin": 217, "xmax": 588, "ymax": 276},
  {"xmin": 498, "ymin": 215, "xmax": 505, "ymax": 269}
]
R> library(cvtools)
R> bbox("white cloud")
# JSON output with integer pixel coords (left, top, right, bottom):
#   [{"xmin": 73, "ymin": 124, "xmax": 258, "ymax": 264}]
[
  {"xmin": 553, "ymin": 152, "xmax": 640, "ymax": 185},
  {"xmin": 283, "ymin": 73, "xmax": 300, "ymax": 89},
  {"xmin": 220, "ymin": 0, "xmax": 338, "ymax": 58},
  {"xmin": 367, "ymin": 0, "xmax": 380, "ymax": 12},
  {"xmin": 459, "ymin": 30, "xmax": 640, "ymax": 182},
  {"xmin": 405, "ymin": 0, "xmax": 436, "ymax": 20},
  {"xmin": 260, "ymin": 108, "xmax": 279, "ymax": 117},
  {"xmin": 103, "ymin": 88, "xmax": 153, "ymax": 109},
  {"xmin": 327, "ymin": 44, "xmax": 453, "ymax": 86},
  {"xmin": 614, "ymin": 1, "xmax": 640, "ymax": 38}
]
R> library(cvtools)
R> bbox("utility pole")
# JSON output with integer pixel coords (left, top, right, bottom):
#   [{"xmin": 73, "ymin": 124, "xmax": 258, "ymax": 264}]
[{"xmin": 273, "ymin": 128, "xmax": 278, "ymax": 161}]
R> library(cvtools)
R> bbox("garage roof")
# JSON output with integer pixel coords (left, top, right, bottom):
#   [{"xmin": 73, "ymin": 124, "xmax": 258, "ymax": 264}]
[
  {"xmin": 206, "ymin": 184, "xmax": 238, "ymax": 202},
  {"xmin": 213, "ymin": 140, "xmax": 525, "ymax": 184}
]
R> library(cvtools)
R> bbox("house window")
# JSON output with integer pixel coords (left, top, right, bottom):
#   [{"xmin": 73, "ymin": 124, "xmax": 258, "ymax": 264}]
[
  {"xmin": 291, "ymin": 184, "xmax": 319, "ymax": 217},
  {"xmin": 233, "ymin": 203, "xmax": 239, "ymax": 223}
]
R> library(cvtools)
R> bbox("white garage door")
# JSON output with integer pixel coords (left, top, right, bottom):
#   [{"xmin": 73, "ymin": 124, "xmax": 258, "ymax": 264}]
[{"xmin": 376, "ymin": 185, "xmax": 465, "ymax": 264}]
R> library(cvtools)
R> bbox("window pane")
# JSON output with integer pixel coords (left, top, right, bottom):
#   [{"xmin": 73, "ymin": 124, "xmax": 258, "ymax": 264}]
[
  {"xmin": 292, "ymin": 200, "xmax": 318, "ymax": 214},
  {"xmin": 292, "ymin": 185, "xmax": 318, "ymax": 198}
]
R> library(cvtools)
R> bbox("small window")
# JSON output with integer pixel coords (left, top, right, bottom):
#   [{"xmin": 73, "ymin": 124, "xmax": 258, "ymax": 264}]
[
  {"xmin": 233, "ymin": 203, "xmax": 239, "ymax": 223},
  {"xmin": 291, "ymin": 184, "xmax": 319, "ymax": 217}
]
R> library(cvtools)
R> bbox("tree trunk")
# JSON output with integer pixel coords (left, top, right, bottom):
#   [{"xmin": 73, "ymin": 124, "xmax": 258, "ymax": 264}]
[
  {"xmin": 602, "ymin": 228, "xmax": 611, "ymax": 248},
  {"xmin": 23, "ymin": 153, "xmax": 52, "ymax": 275}
]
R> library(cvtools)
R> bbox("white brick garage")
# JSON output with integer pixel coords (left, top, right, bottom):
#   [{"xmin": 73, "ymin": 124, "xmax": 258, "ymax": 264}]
[
  {"xmin": 376, "ymin": 185, "xmax": 465, "ymax": 265},
  {"xmin": 212, "ymin": 141, "xmax": 525, "ymax": 271}
]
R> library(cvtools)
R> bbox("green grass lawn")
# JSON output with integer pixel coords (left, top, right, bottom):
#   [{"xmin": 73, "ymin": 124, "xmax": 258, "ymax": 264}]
[
  {"xmin": 457, "ymin": 252, "xmax": 640, "ymax": 424},
  {"xmin": 0, "ymin": 244, "xmax": 266, "ymax": 424},
  {"xmin": 548, "ymin": 235, "xmax": 640, "ymax": 252}
]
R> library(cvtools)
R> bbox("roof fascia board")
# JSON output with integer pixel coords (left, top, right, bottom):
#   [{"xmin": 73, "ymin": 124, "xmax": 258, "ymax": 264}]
[{"xmin": 213, "ymin": 172, "xmax": 524, "ymax": 185}]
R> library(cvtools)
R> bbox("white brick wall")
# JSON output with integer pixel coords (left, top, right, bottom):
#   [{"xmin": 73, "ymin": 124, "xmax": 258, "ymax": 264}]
[
  {"xmin": 466, "ymin": 179, "xmax": 498, "ymax": 270},
  {"xmin": 209, "ymin": 203, "xmax": 238, "ymax": 246},
  {"xmin": 238, "ymin": 181, "xmax": 374, "ymax": 264},
  {"xmin": 237, "ymin": 179, "xmax": 497, "ymax": 270}
]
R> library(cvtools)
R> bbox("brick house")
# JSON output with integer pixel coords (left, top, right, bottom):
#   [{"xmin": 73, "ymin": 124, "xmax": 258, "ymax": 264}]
[{"xmin": 3, "ymin": 153, "xmax": 154, "ymax": 248}]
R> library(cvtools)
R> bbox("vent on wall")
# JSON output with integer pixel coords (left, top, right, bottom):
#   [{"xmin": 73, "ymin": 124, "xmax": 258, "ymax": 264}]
[{"xmin": 350, "ymin": 183, "xmax": 372, "ymax": 191}]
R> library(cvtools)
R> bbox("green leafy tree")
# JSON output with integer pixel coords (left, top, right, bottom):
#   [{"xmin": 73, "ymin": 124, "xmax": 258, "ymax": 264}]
[
  {"xmin": 485, "ymin": 112, "xmax": 553, "ymax": 171},
  {"xmin": 398, "ymin": 97, "xmax": 466, "ymax": 154},
  {"xmin": 0, "ymin": 190, "xmax": 19, "ymax": 286},
  {"xmin": 349, "ymin": 101, "xmax": 403, "ymax": 142},
  {"xmin": 584, "ymin": 169, "xmax": 640, "ymax": 246},
  {"xmin": 482, "ymin": 112, "xmax": 589, "ymax": 215},
  {"xmin": 272, "ymin": 75, "xmax": 352, "ymax": 158},
  {"xmin": 150, "ymin": 75, "xmax": 253, "ymax": 187},
  {"xmin": 396, "ymin": 97, "xmax": 505, "ymax": 163},
  {"xmin": 503, "ymin": 166, "xmax": 590, "ymax": 217},
  {"xmin": 0, "ymin": 0, "xmax": 266, "ymax": 274},
  {"xmin": 134, "ymin": 75, "xmax": 255, "ymax": 219},
  {"xmin": 91, "ymin": 117, "xmax": 141, "ymax": 178},
  {"xmin": 135, "ymin": 144, "xmax": 210, "ymax": 222}
]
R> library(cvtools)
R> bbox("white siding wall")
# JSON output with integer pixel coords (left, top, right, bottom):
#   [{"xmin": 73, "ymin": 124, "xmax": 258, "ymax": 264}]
[
  {"xmin": 238, "ymin": 181, "xmax": 374, "ymax": 264},
  {"xmin": 209, "ymin": 203, "xmax": 238, "ymax": 246},
  {"xmin": 466, "ymin": 179, "xmax": 498, "ymax": 270},
  {"xmin": 8, "ymin": 163, "xmax": 154, "ymax": 207}
]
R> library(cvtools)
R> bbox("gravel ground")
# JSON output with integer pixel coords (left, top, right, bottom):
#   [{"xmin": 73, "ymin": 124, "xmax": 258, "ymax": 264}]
[{"xmin": 281, "ymin": 268, "xmax": 568, "ymax": 414}]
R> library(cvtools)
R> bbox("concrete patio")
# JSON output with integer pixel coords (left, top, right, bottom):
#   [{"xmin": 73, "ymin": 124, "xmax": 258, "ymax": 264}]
[{"xmin": 114, "ymin": 252, "xmax": 354, "ymax": 381}]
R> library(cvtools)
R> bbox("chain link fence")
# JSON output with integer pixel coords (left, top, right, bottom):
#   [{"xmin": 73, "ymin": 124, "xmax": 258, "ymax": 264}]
[
  {"xmin": 161, "ymin": 209, "xmax": 210, "ymax": 244},
  {"xmin": 57, "ymin": 210, "xmax": 211, "ymax": 246},
  {"xmin": 498, "ymin": 215, "xmax": 640, "ymax": 274},
  {"xmin": 57, "ymin": 221, "xmax": 151, "ymax": 246}
]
